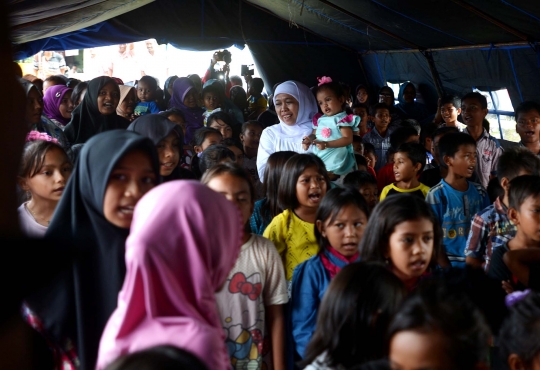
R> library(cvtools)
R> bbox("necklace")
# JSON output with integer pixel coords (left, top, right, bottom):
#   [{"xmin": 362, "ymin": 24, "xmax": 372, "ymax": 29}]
[{"xmin": 26, "ymin": 203, "xmax": 50, "ymax": 225}]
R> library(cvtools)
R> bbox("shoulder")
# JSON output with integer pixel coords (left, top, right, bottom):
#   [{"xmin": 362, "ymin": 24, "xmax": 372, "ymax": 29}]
[
  {"xmin": 419, "ymin": 183, "xmax": 431, "ymax": 195},
  {"xmin": 469, "ymin": 181, "xmax": 488, "ymax": 196},
  {"xmin": 475, "ymin": 203, "xmax": 496, "ymax": 219},
  {"xmin": 425, "ymin": 181, "xmax": 445, "ymax": 203}
]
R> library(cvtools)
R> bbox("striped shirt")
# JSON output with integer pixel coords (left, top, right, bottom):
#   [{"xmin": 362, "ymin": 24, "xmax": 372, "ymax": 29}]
[{"xmin": 463, "ymin": 128, "xmax": 502, "ymax": 188}]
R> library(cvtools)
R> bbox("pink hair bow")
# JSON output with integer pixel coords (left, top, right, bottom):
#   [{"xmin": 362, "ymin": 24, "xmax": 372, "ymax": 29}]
[
  {"xmin": 25, "ymin": 130, "xmax": 59, "ymax": 144},
  {"xmin": 317, "ymin": 76, "xmax": 332, "ymax": 86}
]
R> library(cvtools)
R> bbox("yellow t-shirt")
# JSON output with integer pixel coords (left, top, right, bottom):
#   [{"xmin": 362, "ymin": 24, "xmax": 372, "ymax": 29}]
[
  {"xmin": 380, "ymin": 182, "xmax": 430, "ymax": 201},
  {"xmin": 263, "ymin": 209, "xmax": 318, "ymax": 281}
]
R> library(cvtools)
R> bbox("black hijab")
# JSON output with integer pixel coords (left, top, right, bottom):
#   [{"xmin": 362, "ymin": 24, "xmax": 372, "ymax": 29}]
[
  {"xmin": 64, "ymin": 76, "xmax": 130, "ymax": 145},
  {"xmin": 26, "ymin": 130, "xmax": 160, "ymax": 370}
]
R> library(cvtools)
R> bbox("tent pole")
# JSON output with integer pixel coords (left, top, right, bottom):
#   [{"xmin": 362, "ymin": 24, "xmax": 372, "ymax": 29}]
[
  {"xmin": 367, "ymin": 41, "xmax": 530, "ymax": 54},
  {"xmin": 421, "ymin": 50, "xmax": 445, "ymax": 98}
]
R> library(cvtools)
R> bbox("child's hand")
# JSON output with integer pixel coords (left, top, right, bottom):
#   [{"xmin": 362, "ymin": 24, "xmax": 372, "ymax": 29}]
[
  {"xmin": 302, "ymin": 136, "xmax": 311, "ymax": 151},
  {"xmin": 313, "ymin": 140, "xmax": 327, "ymax": 150},
  {"xmin": 502, "ymin": 280, "xmax": 514, "ymax": 295}
]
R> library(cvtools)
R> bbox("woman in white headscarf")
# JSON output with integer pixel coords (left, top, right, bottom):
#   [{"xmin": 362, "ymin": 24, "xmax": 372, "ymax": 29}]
[{"xmin": 256, "ymin": 81, "xmax": 318, "ymax": 180}]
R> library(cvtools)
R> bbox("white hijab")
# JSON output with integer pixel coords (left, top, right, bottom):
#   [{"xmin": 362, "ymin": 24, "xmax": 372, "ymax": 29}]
[{"xmin": 273, "ymin": 80, "xmax": 318, "ymax": 136}]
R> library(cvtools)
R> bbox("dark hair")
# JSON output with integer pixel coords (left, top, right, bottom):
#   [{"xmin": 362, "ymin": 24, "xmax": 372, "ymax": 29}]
[
  {"xmin": 352, "ymin": 102, "xmax": 369, "ymax": 111},
  {"xmin": 18, "ymin": 140, "xmax": 70, "ymax": 178},
  {"xmin": 138, "ymin": 75, "xmax": 158, "ymax": 90},
  {"xmin": 355, "ymin": 84, "xmax": 370, "ymax": 105},
  {"xmin": 71, "ymin": 81, "xmax": 88, "ymax": 105},
  {"xmin": 372, "ymin": 103, "xmax": 390, "ymax": 116},
  {"xmin": 515, "ymin": 100, "xmax": 540, "ymax": 121},
  {"xmin": 359, "ymin": 194, "xmax": 441, "ymax": 269},
  {"xmin": 241, "ymin": 120, "xmax": 262, "ymax": 134},
  {"xmin": 462, "ymin": 92, "xmax": 488, "ymax": 109},
  {"xmin": 354, "ymin": 154, "xmax": 368, "ymax": 168},
  {"xmin": 343, "ymin": 170, "xmax": 377, "ymax": 189},
  {"xmin": 389, "ymin": 126, "xmax": 418, "ymax": 150},
  {"xmin": 402, "ymin": 119, "xmax": 421, "ymax": 135},
  {"xmin": 352, "ymin": 135, "xmax": 363, "ymax": 144},
  {"xmin": 43, "ymin": 75, "xmax": 66, "ymax": 86},
  {"xmin": 432, "ymin": 126, "xmax": 459, "ymax": 140},
  {"xmin": 230, "ymin": 85, "xmax": 248, "ymax": 111},
  {"xmin": 314, "ymin": 79, "xmax": 344, "ymax": 99},
  {"xmin": 66, "ymin": 78, "xmax": 81, "ymax": 89},
  {"xmin": 207, "ymin": 111, "xmax": 234, "ymax": 129},
  {"xmin": 396, "ymin": 143, "xmax": 427, "ymax": 172},
  {"xmin": 314, "ymin": 187, "xmax": 370, "ymax": 250},
  {"xmin": 202, "ymin": 83, "xmax": 224, "ymax": 102},
  {"xmin": 499, "ymin": 291, "xmax": 540, "ymax": 367},
  {"xmin": 497, "ymin": 147, "xmax": 540, "ymax": 182},
  {"xmin": 260, "ymin": 151, "xmax": 298, "ymax": 223},
  {"xmin": 222, "ymin": 138, "xmax": 243, "ymax": 154},
  {"xmin": 191, "ymin": 127, "xmax": 222, "ymax": 147},
  {"xmin": 508, "ymin": 175, "xmax": 540, "ymax": 210},
  {"xmin": 437, "ymin": 132, "xmax": 476, "ymax": 169},
  {"xmin": 159, "ymin": 108, "xmax": 186, "ymax": 122},
  {"xmin": 249, "ymin": 77, "xmax": 264, "ymax": 93},
  {"xmin": 363, "ymin": 142, "xmax": 376, "ymax": 157},
  {"xmin": 104, "ymin": 345, "xmax": 208, "ymax": 370},
  {"xmin": 440, "ymin": 94, "xmax": 461, "ymax": 109},
  {"xmin": 486, "ymin": 177, "xmax": 504, "ymax": 203},
  {"xmin": 230, "ymin": 75, "xmax": 242, "ymax": 86},
  {"xmin": 302, "ymin": 262, "xmax": 406, "ymax": 369},
  {"xmin": 388, "ymin": 281, "xmax": 491, "ymax": 369},
  {"xmin": 199, "ymin": 144, "xmax": 236, "ymax": 174},
  {"xmin": 278, "ymin": 154, "xmax": 330, "ymax": 211},
  {"xmin": 420, "ymin": 123, "xmax": 438, "ymax": 146}
]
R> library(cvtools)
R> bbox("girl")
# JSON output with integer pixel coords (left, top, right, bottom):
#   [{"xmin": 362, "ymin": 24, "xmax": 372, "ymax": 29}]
[
  {"xmin": 302, "ymin": 262, "xmax": 405, "ymax": 369},
  {"xmin": 169, "ymin": 77, "xmax": 204, "ymax": 145},
  {"xmin": 199, "ymin": 144, "xmax": 236, "ymax": 174},
  {"xmin": 26, "ymin": 130, "xmax": 160, "ymax": 370},
  {"xmin": 116, "ymin": 85, "xmax": 137, "ymax": 123},
  {"xmin": 160, "ymin": 108, "xmax": 187, "ymax": 137},
  {"xmin": 355, "ymin": 84, "xmax": 370, "ymax": 105},
  {"xmin": 359, "ymin": 194, "xmax": 442, "ymax": 291},
  {"xmin": 96, "ymin": 181, "xmax": 243, "ymax": 370},
  {"xmin": 263, "ymin": 154, "xmax": 330, "ymax": 282},
  {"xmin": 190, "ymin": 127, "xmax": 223, "ymax": 178},
  {"xmin": 290, "ymin": 187, "xmax": 370, "ymax": 358},
  {"xmin": 202, "ymin": 163, "xmax": 288, "ymax": 370},
  {"xmin": 43, "ymin": 85, "xmax": 74, "ymax": 129},
  {"xmin": 207, "ymin": 111, "xmax": 235, "ymax": 139},
  {"xmin": 250, "ymin": 151, "xmax": 297, "ymax": 235},
  {"xmin": 17, "ymin": 132, "xmax": 73, "ymax": 238},
  {"xmin": 202, "ymin": 84, "xmax": 223, "ymax": 125},
  {"xmin": 127, "ymin": 114, "xmax": 192, "ymax": 181},
  {"xmin": 64, "ymin": 76, "xmax": 130, "ymax": 145},
  {"xmin": 303, "ymin": 76, "xmax": 359, "ymax": 177}
]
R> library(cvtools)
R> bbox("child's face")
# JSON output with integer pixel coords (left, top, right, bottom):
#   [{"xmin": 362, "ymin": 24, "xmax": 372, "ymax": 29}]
[
  {"xmin": 275, "ymin": 93, "xmax": 299, "ymax": 126},
  {"xmin": 516, "ymin": 109, "xmax": 540, "ymax": 145},
  {"xmin": 374, "ymin": 108, "xmax": 391, "ymax": 132},
  {"xmin": 402, "ymin": 85, "xmax": 416, "ymax": 104},
  {"xmin": 440, "ymin": 103, "xmax": 461, "ymax": 124},
  {"xmin": 137, "ymin": 81, "xmax": 155, "ymax": 102},
  {"xmin": 227, "ymin": 145, "xmax": 244, "ymax": 166},
  {"xmin": 393, "ymin": 152, "xmax": 420, "ymax": 183},
  {"xmin": 21, "ymin": 147, "xmax": 72, "ymax": 203},
  {"xmin": 103, "ymin": 150, "xmax": 157, "ymax": 229},
  {"xmin": 167, "ymin": 114, "xmax": 186, "ymax": 137},
  {"xmin": 157, "ymin": 131, "xmax": 181, "ymax": 177},
  {"xmin": 183, "ymin": 88, "xmax": 199, "ymax": 108},
  {"xmin": 25, "ymin": 87, "xmax": 44, "ymax": 125},
  {"xmin": 316, "ymin": 204, "xmax": 368, "ymax": 258},
  {"xmin": 352, "ymin": 142, "xmax": 364, "ymax": 155},
  {"xmin": 296, "ymin": 165, "xmax": 327, "ymax": 210},
  {"xmin": 364, "ymin": 150, "xmax": 377, "ymax": 168},
  {"xmin": 195, "ymin": 132, "xmax": 223, "ymax": 153},
  {"xmin": 203, "ymin": 91, "xmax": 221, "ymax": 111},
  {"xmin": 353, "ymin": 107, "xmax": 368, "ymax": 121},
  {"xmin": 316, "ymin": 88, "xmax": 344, "ymax": 116},
  {"xmin": 359, "ymin": 184, "xmax": 378, "ymax": 211},
  {"xmin": 97, "ymin": 82, "xmax": 120, "ymax": 115},
  {"xmin": 240, "ymin": 124, "xmax": 263, "ymax": 150},
  {"xmin": 119, "ymin": 89, "xmax": 137, "ymax": 116},
  {"xmin": 356, "ymin": 88, "xmax": 368, "ymax": 104},
  {"xmin": 510, "ymin": 195, "xmax": 540, "ymax": 243},
  {"xmin": 445, "ymin": 144, "xmax": 477, "ymax": 178},
  {"xmin": 431, "ymin": 134, "xmax": 444, "ymax": 165},
  {"xmin": 390, "ymin": 330, "xmax": 450, "ymax": 370},
  {"xmin": 461, "ymin": 97, "xmax": 488, "ymax": 128},
  {"xmin": 378, "ymin": 89, "xmax": 394, "ymax": 106},
  {"xmin": 206, "ymin": 173, "xmax": 253, "ymax": 227},
  {"xmin": 59, "ymin": 91, "xmax": 74, "ymax": 119},
  {"xmin": 209, "ymin": 119, "xmax": 233, "ymax": 139},
  {"xmin": 387, "ymin": 218, "xmax": 434, "ymax": 282}
]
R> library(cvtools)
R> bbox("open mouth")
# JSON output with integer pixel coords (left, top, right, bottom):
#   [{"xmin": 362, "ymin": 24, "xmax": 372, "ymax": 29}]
[
  {"xmin": 53, "ymin": 186, "xmax": 65, "ymax": 193},
  {"xmin": 525, "ymin": 130, "xmax": 535, "ymax": 137},
  {"xmin": 341, "ymin": 242, "xmax": 358, "ymax": 250},
  {"xmin": 467, "ymin": 166, "xmax": 475, "ymax": 174},
  {"xmin": 409, "ymin": 260, "xmax": 426, "ymax": 271},
  {"xmin": 119, "ymin": 205, "xmax": 134, "ymax": 216},
  {"xmin": 161, "ymin": 162, "xmax": 176, "ymax": 169},
  {"xmin": 308, "ymin": 192, "xmax": 321, "ymax": 202},
  {"xmin": 281, "ymin": 113, "xmax": 292, "ymax": 120}
]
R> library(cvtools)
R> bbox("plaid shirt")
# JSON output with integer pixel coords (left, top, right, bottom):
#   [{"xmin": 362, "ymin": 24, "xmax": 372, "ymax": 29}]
[{"xmin": 465, "ymin": 197, "xmax": 516, "ymax": 272}]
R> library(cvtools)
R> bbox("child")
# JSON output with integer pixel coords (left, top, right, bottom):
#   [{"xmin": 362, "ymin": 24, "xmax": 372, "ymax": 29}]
[
  {"xmin": 388, "ymin": 282, "xmax": 491, "ymax": 370},
  {"xmin": 96, "ymin": 181, "xmax": 243, "ymax": 370},
  {"xmin": 134, "ymin": 76, "xmax": 160, "ymax": 116},
  {"xmin": 247, "ymin": 77, "xmax": 267, "ymax": 120},
  {"xmin": 202, "ymin": 84, "xmax": 223, "ymax": 125},
  {"xmin": 116, "ymin": 85, "xmax": 137, "ymax": 123},
  {"xmin": 420, "ymin": 123, "xmax": 438, "ymax": 167},
  {"xmin": 362, "ymin": 103, "xmax": 394, "ymax": 172},
  {"xmin": 359, "ymin": 194, "xmax": 441, "ymax": 291},
  {"xmin": 263, "ymin": 154, "xmax": 331, "ymax": 282},
  {"xmin": 207, "ymin": 111, "xmax": 234, "ymax": 139},
  {"xmin": 17, "ymin": 133, "xmax": 73, "ymax": 238},
  {"xmin": 222, "ymin": 138, "xmax": 244, "ymax": 166},
  {"xmin": 466, "ymin": 148, "xmax": 540, "ymax": 271},
  {"xmin": 461, "ymin": 92, "xmax": 502, "ymax": 188},
  {"xmin": 301, "ymin": 263, "xmax": 406, "ymax": 369},
  {"xmin": 499, "ymin": 291, "xmax": 540, "ymax": 369},
  {"xmin": 302, "ymin": 76, "xmax": 359, "ymax": 177},
  {"xmin": 488, "ymin": 175, "xmax": 540, "ymax": 292},
  {"xmin": 514, "ymin": 101, "xmax": 540, "ymax": 156},
  {"xmin": 159, "ymin": 108, "xmax": 187, "ymax": 137},
  {"xmin": 363, "ymin": 142, "xmax": 378, "ymax": 172},
  {"xmin": 27, "ymin": 130, "xmax": 161, "ymax": 370},
  {"xmin": 190, "ymin": 127, "xmax": 223, "ymax": 178},
  {"xmin": 199, "ymin": 144, "xmax": 236, "ymax": 174},
  {"xmin": 352, "ymin": 102, "xmax": 371, "ymax": 137},
  {"xmin": 202, "ymin": 163, "xmax": 288, "ymax": 370},
  {"xmin": 379, "ymin": 143, "xmax": 429, "ymax": 201},
  {"xmin": 343, "ymin": 170, "xmax": 379, "ymax": 212},
  {"xmin": 250, "ymin": 151, "xmax": 297, "ymax": 235},
  {"xmin": 426, "ymin": 132, "xmax": 491, "ymax": 268},
  {"xmin": 419, "ymin": 126, "xmax": 459, "ymax": 187},
  {"xmin": 43, "ymin": 85, "xmax": 74, "ymax": 129},
  {"xmin": 436, "ymin": 95, "xmax": 463, "ymax": 128},
  {"xmin": 352, "ymin": 135, "xmax": 363, "ymax": 155},
  {"xmin": 290, "ymin": 187, "xmax": 370, "ymax": 358},
  {"xmin": 240, "ymin": 120, "xmax": 263, "ymax": 193}
]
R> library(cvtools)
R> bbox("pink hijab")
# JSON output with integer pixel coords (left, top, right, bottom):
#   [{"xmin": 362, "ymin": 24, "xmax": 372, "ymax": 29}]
[{"xmin": 96, "ymin": 181, "xmax": 243, "ymax": 370}]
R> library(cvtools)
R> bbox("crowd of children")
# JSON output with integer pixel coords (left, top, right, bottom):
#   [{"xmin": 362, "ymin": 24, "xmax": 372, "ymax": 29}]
[{"xmin": 12, "ymin": 65, "xmax": 540, "ymax": 370}]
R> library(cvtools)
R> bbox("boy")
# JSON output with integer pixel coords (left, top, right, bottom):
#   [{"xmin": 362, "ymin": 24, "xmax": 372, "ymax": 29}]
[
  {"xmin": 488, "ymin": 175, "xmax": 540, "ymax": 291},
  {"xmin": 419, "ymin": 126, "xmax": 459, "ymax": 187},
  {"xmin": 426, "ymin": 132, "xmax": 491, "ymax": 268},
  {"xmin": 352, "ymin": 102, "xmax": 371, "ymax": 137},
  {"xmin": 240, "ymin": 121, "xmax": 263, "ymax": 198},
  {"xmin": 247, "ymin": 78, "xmax": 267, "ymax": 120},
  {"xmin": 202, "ymin": 84, "xmax": 223, "ymax": 125},
  {"xmin": 352, "ymin": 135, "xmax": 363, "ymax": 155},
  {"xmin": 362, "ymin": 142, "xmax": 378, "ymax": 175},
  {"xmin": 421, "ymin": 123, "xmax": 438, "ymax": 168},
  {"xmin": 134, "ymin": 75, "xmax": 160, "ymax": 116},
  {"xmin": 343, "ymin": 170, "xmax": 378, "ymax": 212},
  {"xmin": 438, "ymin": 95, "xmax": 462, "ymax": 128},
  {"xmin": 515, "ymin": 101, "xmax": 540, "ymax": 156},
  {"xmin": 466, "ymin": 148, "xmax": 540, "ymax": 271},
  {"xmin": 362, "ymin": 103, "xmax": 395, "ymax": 172},
  {"xmin": 380, "ymin": 143, "xmax": 429, "ymax": 201},
  {"xmin": 461, "ymin": 92, "xmax": 502, "ymax": 188}
]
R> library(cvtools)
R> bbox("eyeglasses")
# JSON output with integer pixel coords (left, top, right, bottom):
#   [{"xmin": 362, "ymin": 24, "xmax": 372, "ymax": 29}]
[{"xmin": 517, "ymin": 118, "xmax": 540, "ymax": 127}]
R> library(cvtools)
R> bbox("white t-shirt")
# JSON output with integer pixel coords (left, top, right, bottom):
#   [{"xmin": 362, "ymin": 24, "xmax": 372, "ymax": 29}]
[{"xmin": 18, "ymin": 203, "xmax": 47, "ymax": 238}]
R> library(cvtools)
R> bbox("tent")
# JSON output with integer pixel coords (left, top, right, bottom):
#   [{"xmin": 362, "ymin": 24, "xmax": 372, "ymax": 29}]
[{"xmin": 10, "ymin": 0, "xmax": 540, "ymax": 112}]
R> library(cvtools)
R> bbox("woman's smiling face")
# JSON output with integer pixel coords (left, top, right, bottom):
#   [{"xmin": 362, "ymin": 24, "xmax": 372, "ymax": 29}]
[{"xmin": 275, "ymin": 93, "xmax": 299, "ymax": 126}]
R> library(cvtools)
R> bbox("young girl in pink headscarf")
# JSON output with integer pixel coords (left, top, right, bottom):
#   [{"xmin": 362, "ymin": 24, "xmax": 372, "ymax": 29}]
[{"xmin": 96, "ymin": 181, "xmax": 243, "ymax": 370}]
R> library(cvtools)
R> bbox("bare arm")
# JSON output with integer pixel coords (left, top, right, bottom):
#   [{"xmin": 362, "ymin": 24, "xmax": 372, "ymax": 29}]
[
  {"xmin": 313, "ymin": 126, "xmax": 353, "ymax": 150},
  {"xmin": 267, "ymin": 304, "xmax": 285, "ymax": 370},
  {"xmin": 465, "ymin": 256, "xmax": 484, "ymax": 269},
  {"xmin": 503, "ymin": 249, "xmax": 540, "ymax": 287}
]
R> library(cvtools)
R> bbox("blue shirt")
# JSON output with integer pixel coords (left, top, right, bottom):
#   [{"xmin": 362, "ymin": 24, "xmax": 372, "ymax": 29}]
[
  {"xmin": 426, "ymin": 180, "xmax": 490, "ymax": 268},
  {"xmin": 134, "ymin": 101, "xmax": 160, "ymax": 116},
  {"xmin": 362, "ymin": 127, "xmax": 392, "ymax": 172}
]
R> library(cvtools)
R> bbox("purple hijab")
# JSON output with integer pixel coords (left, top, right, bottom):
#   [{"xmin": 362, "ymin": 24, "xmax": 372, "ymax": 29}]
[
  {"xmin": 43, "ymin": 85, "xmax": 72, "ymax": 126},
  {"xmin": 169, "ymin": 77, "xmax": 204, "ymax": 144}
]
